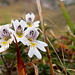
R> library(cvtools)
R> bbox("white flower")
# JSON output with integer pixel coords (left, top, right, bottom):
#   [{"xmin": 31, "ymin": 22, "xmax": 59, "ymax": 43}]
[
  {"xmin": 11, "ymin": 20, "xmax": 28, "ymax": 45},
  {"xmin": 25, "ymin": 13, "xmax": 40, "ymax": 28},
  {"xmin": 0, "ymin": 24, "xmax": 12, "ymax": 28},
  {"xmin": 25, "ymin": 28, "xmax": 39, "ymax": 40},
  {"xmin": 25, "ymin": 28, "xmax": 47, "ymax": 59},
  {"xmin": 0, "ymin": 25, "xmax": 14, "ymax": 52},
  {"xmin": 28, "ymin": 40, "xmax": 47, "ymax": 59}
]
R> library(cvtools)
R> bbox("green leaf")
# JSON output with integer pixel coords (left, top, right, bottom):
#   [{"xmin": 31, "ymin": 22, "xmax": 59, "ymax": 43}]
[
  {"xmin": 0, "ymin": 59, "xmax": 3, "ymax": 65},
  {"xmin": 59, "ymin": 0, "xmax": 74, "ymax": 32},
  {"xmin": 3, "ymin": 53, "xmax": 16, "ymax": 60}
]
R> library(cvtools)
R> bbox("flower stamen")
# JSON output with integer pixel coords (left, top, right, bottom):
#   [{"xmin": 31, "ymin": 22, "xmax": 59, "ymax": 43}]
[
  {"xmin": 3, "ymin": 29, "xmax": 7, "ymax": 34},
  {"xmin": 30, "ymin": 42, "xmax": 36, "ymax": 47},
  {"xmin": 28, "ymin": 24, "xmax": 32, "ymax": 27},
  {"xmin": 5, "ymin": 36, "xmax": 11, "ymax": 41},
  {"xmin": 2, "ymin": 41, "xmax": 8, "ymax": 45},
  {"xmin": 16, "ymin": 25, "xmax": 23, "ymax": 38},
  {"xmin": 28, "ymin": 38, "xmax": 33, "ymax": 41}
]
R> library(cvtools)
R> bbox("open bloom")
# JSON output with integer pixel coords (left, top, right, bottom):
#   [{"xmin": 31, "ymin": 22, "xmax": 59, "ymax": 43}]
[
  {"xmin": 25, "ymin": 28, "xmax": 47, "ymax": 59},
  {"xmin": 25, "ymin": 13, "xmax": 40, "ymax": 28},
  {"xmin": 0, "ymin": 25, "xmax": 14, "ymax": 52},
  {"xmin": 11, "ymin": 20, "xmax": 28, "ymax": 45}
]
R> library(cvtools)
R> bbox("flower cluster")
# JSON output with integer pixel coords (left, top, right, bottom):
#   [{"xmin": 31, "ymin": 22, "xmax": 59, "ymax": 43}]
[{"xmin": 0, "ymin": 13, "xmax": 47, "ymax": 59}]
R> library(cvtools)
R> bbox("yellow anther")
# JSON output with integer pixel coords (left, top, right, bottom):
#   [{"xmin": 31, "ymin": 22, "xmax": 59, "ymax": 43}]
[
  {"xmin": 2, "ymin": 41, "xmax": 8, "ymax": 45},
  {"xmin": 28, "ymin": 38, "xmax": 33, "ymax": 41},
  {"xmin": 30, "ymin": 42, "xmax": 36, "ymax": 46},
  {"xmin": 28, "ymin": 25, "xmax": 32, "ymax": 27},
  {"xmin": 16, "ymin": 35, "xmax": 23, "ymax": 38}
]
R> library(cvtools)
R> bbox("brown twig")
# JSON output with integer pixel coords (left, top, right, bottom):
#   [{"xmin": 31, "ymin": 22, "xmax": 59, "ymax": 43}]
[
  {"xmin": 36, "ymin": 0, "xmax": 54, "ymax": 75},
  {"xmin": 47, "ymin": 37, "xmax": 68, "ymax": 75},
  {"xmin": 60, "ymin": 44, "xmax": 67, "ymax": 75},
  {"xmin": 13, "ymin": 35, "xmax": 27, "ymax": 75},
  {"xmin": 22, "ymin": 62, "xmax": 38, "ymax": 75}
]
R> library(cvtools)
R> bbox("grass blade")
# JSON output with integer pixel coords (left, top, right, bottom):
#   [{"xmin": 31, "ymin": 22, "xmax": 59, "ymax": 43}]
[{"xmin": 58, "ymin": 0, "xmax": 74, "ymax": 32}]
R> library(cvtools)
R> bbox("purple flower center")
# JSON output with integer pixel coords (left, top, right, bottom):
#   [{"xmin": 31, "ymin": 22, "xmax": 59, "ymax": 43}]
[
  {"xmin": 3, "ymin": 29, "xmax": 7, "ymax": 34},
  {"xmin": 27, "ymin": 17, "xmax": 32, "ymax": 24},
  {"xmin": 0, "ymin": 28, "xmax": 11, "ymax": 40},
  {"xmin": 30, "ymin": 30, "xmax": 34, "ymax": 36},
  {"xmin": 30, "ymin": 30, "xmax": 36, "ymax": 39},
  {"xmin": 16, "ymin": 25, "xmax": 23, "ymax": 36},
  {"xmin": 17, "ymin": 25, "xmax": 22, "ymax": 30}
]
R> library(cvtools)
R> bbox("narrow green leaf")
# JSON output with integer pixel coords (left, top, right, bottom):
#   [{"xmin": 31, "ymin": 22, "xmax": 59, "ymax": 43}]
[
  {"xmin": 59, "ymin": 0, "xmax": 74, "ymax": 32},
  {"xmin": 0, "ymin": 59, "xmax": 3, "ymax": 65}
]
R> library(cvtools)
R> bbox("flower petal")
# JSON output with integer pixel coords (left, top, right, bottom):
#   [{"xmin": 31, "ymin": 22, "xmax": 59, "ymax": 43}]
[
  {"xmin": 28, "ymin": 46, "xmax": 42, "ymax": 59},
  {"xmin": 36, "ymin": 41, "xmax": 48, "ymax": 46},
  {"xmin": 28, "ymin": 46, "xmax": 34, "ymax": 58},
  {"xmin": 33, "ymin": 47, "xmax": 42, "ymax": 59},
  {"xmin": 20, "ymin": 20, "xmax": 27, "ymax": 30},
  {"xmin": 0, "ymin": 39, "xmax": 4, "ymax": 43},
  {"xmin": 0, "ymin": 24, "xmax": 12, "ymax": 28},
  {"xmin": 26, "ymin": 13, "xmax": 35, "ymax": 23},
  {"xmin": 24, "ymin": 27, "xmax": 31, "ymax": 36},
  {"xmin": 0, "ymin": 47, "xmax": 5, "ymax": 53},
  {"xmin": 0, "ymin": 42, "xmax": 9, "ymax": 52},
  {"xmin": 4, "ymin": 43, "xmax": 9, "ymax": 50},
  {"xmin": 36, "ymin": 44, "xmax": 46, "ymax": 52},
  {"xmin": 11, "ymin": 20, "xmax": 19, "ymax": 31},
  {"xmin": 14, "ymin": 36, "xmax": 22, "ymax": 42},
  {"xmin": 32, "ymin": 21, "xmax": 40, "ymax": 27},
  {"xmin": 20, "ymin": 37, "xmax": 30, "ymax": 46},
  {"xmin": 9, "ymin": 35, "xmax": 14, "ymax": 44},
  {"xmin": 36, "ymin": 40, "xmax": 47, "ymax": 52}
]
